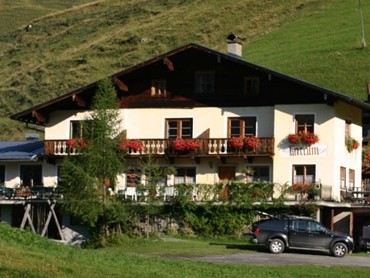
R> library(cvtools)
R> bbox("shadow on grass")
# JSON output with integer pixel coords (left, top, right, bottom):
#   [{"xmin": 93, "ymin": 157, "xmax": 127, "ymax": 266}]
[
  {"xmin": 209, "ymin": 242, "xmax": 333, "ymax": 256},
  {"xmin": 209, "ymin": 242, "xmax": 266, "ymax": 252}
]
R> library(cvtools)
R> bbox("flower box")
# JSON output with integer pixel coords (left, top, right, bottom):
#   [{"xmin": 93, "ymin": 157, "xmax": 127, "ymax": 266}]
[
  {"xmin": 120, "ymin": 140, "xmax": 143, "ymax": 152},
  {"xmin": 172, "ymin": 138, "xmax": 201, "ymax": 152},
  {"xmin": 287, "ymin": 131, "xmax": 319, "ymax": 146},
  {"xmin": 66, "ymin": 138, "xmax": 88, "ymax": 149},
  {"xmin": 244, "ymin": 136, "xmax": 261, "ymax": 150},
  {"xmin": 228, "ymin": 137, "xmax": 244, "ymax": 149}
]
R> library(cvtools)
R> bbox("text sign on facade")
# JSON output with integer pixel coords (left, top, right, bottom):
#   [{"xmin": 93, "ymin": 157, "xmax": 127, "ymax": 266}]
[{"xmin": 280, "ymin": 144, "xmax": 327, "ymax": 157}]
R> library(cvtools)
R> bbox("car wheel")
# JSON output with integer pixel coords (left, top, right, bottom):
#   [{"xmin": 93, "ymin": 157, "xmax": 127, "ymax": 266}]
[
  {"xmin": 269, "ymin": 238, "xmax": 285, "ymax": 254},
  {"xmin": 332, "ymin": 242, "xmax": 348, "ymax": 257}
]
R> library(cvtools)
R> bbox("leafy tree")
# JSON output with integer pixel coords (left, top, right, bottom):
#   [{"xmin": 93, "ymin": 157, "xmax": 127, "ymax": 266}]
[{"xmin": 60, "ymin": 78, "xmax": 127, "ymax": 243}]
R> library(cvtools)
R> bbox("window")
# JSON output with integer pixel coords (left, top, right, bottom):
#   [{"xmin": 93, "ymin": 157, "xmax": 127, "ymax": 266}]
[
  {"xmin": 20, "ymin": 165, "xmax": 42, "ymax": 187},
  {"xmin": 293, "ymin": 165, "xmax": 315, "ymax": 184},
  {"xmin": 295, "ymin": 114, "xmax": 314, "ymax": 133},
  {"xmin": 0, "ymin": 165, "xmax": 5, "ymax": 185},
  {"xmin": 151, "ymin": 79, "xmax": 166, "ymax": 97},
  {"xmin": 249, "ymin": 166, "xmax": 270, "ymax": 182},
  {"xmin": 228, "ymin": 117, "xmax": 257, "ymax": 137},
  {"xmin": 340, "ymin": 167, "xmax": 346, "ymax": 189},
  {"xmin": 195, "ymin": 71, "xmax": 214, "ymax": 95},
  {"xmin": 174, "ymin": 167, "xmax": 196, "ymax": 184},
  {"xmin": 244, "ymin": 77, "xmax": 259, "ymax": 96},
  {"xmin": 308, "ymin": 221, "xmax": 326, "ymax": 233},
  {"xmin": 166, "ymin": 119, "xmax": 193, "ymax": 138},
  {"xmin": 349, "ymin": 169, "xmax": 355, "ymax": 189},
  {"xmin": 126, "ymin": 168, "xmax": 141, "ymax": 187},
  {"xmin": 70, "ymin": 120, "xmax": 92, "ymax": 139},
  {"xmin": 292, "ymin": 220, "xmax": 307, "ymax": 232}
]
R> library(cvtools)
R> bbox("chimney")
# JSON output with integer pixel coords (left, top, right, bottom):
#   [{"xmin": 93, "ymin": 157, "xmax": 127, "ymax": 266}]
[{"xmin": 226, "ymin": 33, "xmax": 243, "ymax": 57}]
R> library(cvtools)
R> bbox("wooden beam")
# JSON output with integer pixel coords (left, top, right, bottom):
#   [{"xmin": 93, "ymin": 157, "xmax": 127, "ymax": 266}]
[
  {"xmin": 32, "ymin": 110, "xmax": 47, "ymax": 123},
  {"xmin": 20, "ymin": 203, "xmax": 36, "ymax": 233},
  {"xmin": 41, "ymin": 200, "xmax": 64, "ymax": 241},
  {"xmin": 163, "ymin": 57, "xmax": 174, "ymax": 71},
  {"xmin": 72, "ymin": 94, "xmax": 86, "ymax": 107},
  {"xmin": 114, "ymin": 77, "xmax": 128, "ymax": 92}
]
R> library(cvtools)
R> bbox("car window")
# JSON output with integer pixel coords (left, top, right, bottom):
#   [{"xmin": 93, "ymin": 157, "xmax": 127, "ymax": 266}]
[
  {"xmin": 292, "ymin": 220, "xmax": 307, "ymax": 231},
  {"xmin": 308, "ymin": 221, "xmax": 326, "ymax": 233}
]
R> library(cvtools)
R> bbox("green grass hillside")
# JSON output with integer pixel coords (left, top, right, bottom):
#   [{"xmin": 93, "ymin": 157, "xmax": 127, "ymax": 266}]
[{"xmin": 0, "ymin": 0, "xmax": 369, "ymax": 140}]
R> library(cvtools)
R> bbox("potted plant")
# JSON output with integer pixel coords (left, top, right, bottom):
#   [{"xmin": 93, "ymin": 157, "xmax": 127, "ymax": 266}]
[
  {"xmin": 228, "ymin": 137, "xmax": 244, "ymax": 149},
  {"xmin": 287, "ymin": 131, "xmax": 319, "ymax": 146},
  {"xmin": 172, "ymin": 138, "xmax": 200, "ymax": 152},
  {"xmin": 244, "ymin": 136, "xmax": 261, "ymax": 150},
  {"xmin": 66, "ymin": 138, "xmax": 88, "ymax": 150},
  {"xmin": 120, "ymin": 139, "xmax": 143, "ymax": 153},
  {"xmin": 345, "ymin": 136, "xmax": 359, "ymax": 152}
]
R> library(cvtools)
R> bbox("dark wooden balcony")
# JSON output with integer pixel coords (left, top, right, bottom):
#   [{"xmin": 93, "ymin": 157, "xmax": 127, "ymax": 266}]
[{"xmin": 44, "ymin": 137, "xmax": 274, "ymax": 158}]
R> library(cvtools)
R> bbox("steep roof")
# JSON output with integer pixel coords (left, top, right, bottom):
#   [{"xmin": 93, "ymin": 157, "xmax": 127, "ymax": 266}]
[{"xmin": 11, "ymin": 43, "xmax": 370, "ymax": 125}]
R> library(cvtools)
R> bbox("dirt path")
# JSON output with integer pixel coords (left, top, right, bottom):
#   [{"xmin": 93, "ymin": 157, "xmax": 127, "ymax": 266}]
[{"xmin": 189, "ymin": 252, "xmax": 370, "ymax": 267}]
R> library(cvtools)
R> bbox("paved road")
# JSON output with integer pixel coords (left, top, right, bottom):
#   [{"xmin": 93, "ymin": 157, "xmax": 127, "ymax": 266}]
[{"xmin": 190, "ymin": 252, "xmax": 370, "ymax": 267}]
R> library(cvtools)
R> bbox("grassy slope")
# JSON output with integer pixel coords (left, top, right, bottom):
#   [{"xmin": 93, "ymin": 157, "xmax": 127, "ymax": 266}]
[
  {"xmin": 0, "ymin": 0, "xmax": 369, "ymax": 140},
  {"xmin": 245, "ymin": 0, "xmax": 370, "ymax": 100},
  {"xmin": 1, "ymin": 223, "xmax": 369, "ymax": 278}
]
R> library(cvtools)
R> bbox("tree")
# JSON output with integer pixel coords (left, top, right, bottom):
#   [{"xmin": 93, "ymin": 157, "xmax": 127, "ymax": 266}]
[{"xmin": 60, "ymin": 78, "xmax": 127, "ymax": 243}]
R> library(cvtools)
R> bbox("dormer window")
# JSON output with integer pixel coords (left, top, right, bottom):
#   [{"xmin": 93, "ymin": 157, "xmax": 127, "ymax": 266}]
[
  {"xmin": 195, "ymin": 71, "xmax": 214, "ymax": 95},
  {"xmin": 151, "ymin": 79, "xmax": 167, "ymax": 97},
  {"xmin": 244, "ymin": 77, "xmax": 259, "ymax": 96}
]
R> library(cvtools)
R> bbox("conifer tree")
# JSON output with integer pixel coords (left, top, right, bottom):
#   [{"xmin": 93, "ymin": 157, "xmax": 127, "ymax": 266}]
[{"xmin": 60, "ymin": 78, "xmax": 127, "ymax": 243}]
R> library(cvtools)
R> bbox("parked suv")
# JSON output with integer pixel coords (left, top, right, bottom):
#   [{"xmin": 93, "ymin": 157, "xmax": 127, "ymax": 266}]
[{"xmin": 251, "ymin": 215, "xmax": 354, "ymax": 257}]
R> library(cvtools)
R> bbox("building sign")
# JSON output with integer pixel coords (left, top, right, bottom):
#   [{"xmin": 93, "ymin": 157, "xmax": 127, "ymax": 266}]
[{"xmin": 280, "ymin": 144, "xmax": 327, "ymax": 157}]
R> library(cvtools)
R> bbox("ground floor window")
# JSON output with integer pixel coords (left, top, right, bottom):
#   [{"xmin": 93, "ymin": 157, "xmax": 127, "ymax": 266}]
[
  {"xmin": 248, "ymin": 166, "xmax": 270, "ymax": 182},
  {"xmin": 20, "ymin": 165, "xmax": 42, "ymax": 187},
  {"xmin": 349, "ymin": 169, "xmax": 355, "ymax": 189},
  {"xmin": 174, "ymin": 167, "xmax": 196, "ymax": 184},
  {"xmin": 292, "ymin": 164, "xmax": 315, "ymax": 184},
  {"xmin": 340, "ymin": 166, "xmax": 346, "ymax": 189}
]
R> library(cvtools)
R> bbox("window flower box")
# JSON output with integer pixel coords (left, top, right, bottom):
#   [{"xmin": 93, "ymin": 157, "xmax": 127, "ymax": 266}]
[
  {"xmin": 172, "ymin": 138, "xmax": 201, "ymax": 152},
  {"xmin": 287, "ymin": 131, "xmax": 319, "ymax": 146},
  {"xmin": 345, "ymin": 136, "xmax": 359, "ymax": 152},
  {"xmin": 120, "ymin": 140, "xmax": 143, "ymax": 152}
]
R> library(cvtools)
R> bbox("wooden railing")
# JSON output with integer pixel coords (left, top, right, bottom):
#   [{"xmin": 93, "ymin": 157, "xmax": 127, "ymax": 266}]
[{"xmin": 44, "ymin": 137, "xmax": 274, "ymax": 157}]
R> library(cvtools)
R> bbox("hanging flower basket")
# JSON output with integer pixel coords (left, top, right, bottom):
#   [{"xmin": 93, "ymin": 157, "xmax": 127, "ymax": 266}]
[
  {"xmin": 172, "ymin": 138, "xmax": 201, "ymax": 152},
  {"xmin": 244, "ymin": 136, "xmax": 261, "ymax": 150},
  {"xmin": 345, "ymin": 136, "xmax": 359, "ymax": 152},
  {"xmin": 120, "ymin": 139, "xmax": 143, "ymax": 152},
  {"xmin": 228, "ymin": 137, "xmax": 244, "ymax": 149},
  {"xmin": 287, "ymin": 131, "xmax": 319, "ymax": 146}
]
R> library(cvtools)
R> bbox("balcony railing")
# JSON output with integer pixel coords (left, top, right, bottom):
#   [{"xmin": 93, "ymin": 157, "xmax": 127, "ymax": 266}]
[{"xmin": 44, "ymin": 137, "xmax": 274, "ymax": 157}]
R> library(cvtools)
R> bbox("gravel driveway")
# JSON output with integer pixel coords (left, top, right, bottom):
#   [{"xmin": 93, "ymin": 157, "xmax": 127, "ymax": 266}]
[{"xmin": 190, "ymin": 252, "xmax": 370, "ymax": 267}]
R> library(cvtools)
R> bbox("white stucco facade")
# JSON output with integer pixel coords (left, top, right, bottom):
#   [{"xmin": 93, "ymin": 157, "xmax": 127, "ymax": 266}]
[{"xmin": 30, "ymin": 101, "xmax": 363, "ymax": 201}]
